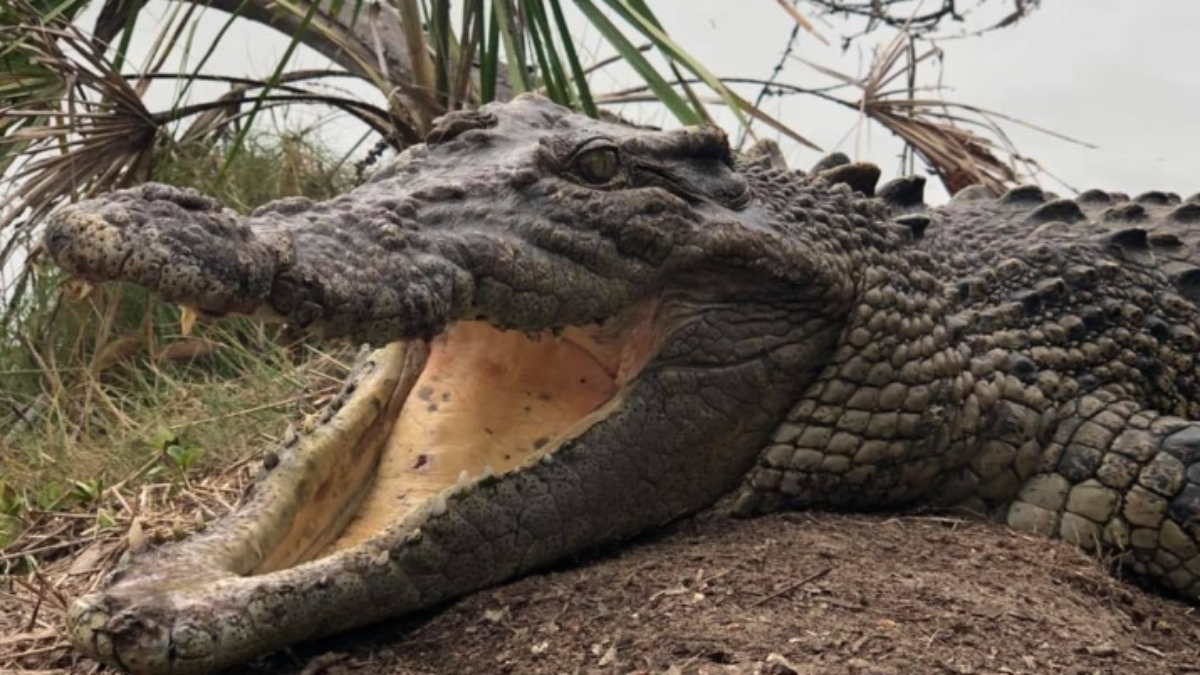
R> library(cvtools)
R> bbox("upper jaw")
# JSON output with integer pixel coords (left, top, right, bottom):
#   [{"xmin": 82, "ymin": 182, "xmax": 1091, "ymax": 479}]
[
  {"xmin": 42, "ymin": 173, "xmax": 677, "ymax": 347},
  {"xmin": 45, "ymin": 184, "xmax": 287, "ymax": 318}
]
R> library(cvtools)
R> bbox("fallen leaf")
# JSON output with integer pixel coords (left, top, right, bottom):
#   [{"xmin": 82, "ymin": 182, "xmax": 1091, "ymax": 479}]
[
  {"xmin": 62, "ymin": 277, "xmax": 94, "ymax": 300},
  {"xmin": 598, "ymin": 643, "xmax": 617, "ymax": 666},
  {"xmin": 1083, "ymin": 642, "xmax": 1118, "ymax": 658},
  {"xmin": 92, "ymin": 333, "xmax": 144, "ymax": 372},
  {"xmin": 483, "ymin": 606, "xmax": 509, "ymax": 624},
  {"xmin": 68, "ymin": 542, "xmax": 109, "ymax": 575},
  {"xmin": 156, "ymin": 337, "xmax": 219, "ymax": 362},
  {"xmin": 299, "ymin": 651, "xmax": 348, "ymax": 675},
  {"xmin": 766, "ymin": 652, "xmax": 800, "ymax": 674},
  {"xmin": 649, "ymin": 585, "xmax": 689, "ymax": 603}
]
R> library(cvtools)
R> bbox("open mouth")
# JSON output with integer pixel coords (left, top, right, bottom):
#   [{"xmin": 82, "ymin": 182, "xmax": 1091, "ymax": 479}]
[{"xmin": 254, "ymin": 300, "xmax": 664, "ymax": 575}]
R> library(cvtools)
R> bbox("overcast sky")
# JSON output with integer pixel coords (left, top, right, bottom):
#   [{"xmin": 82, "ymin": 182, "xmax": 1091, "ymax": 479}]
[{"xmin": 72, "ymin": 0, "xmax": 1200, "ymax": 203}]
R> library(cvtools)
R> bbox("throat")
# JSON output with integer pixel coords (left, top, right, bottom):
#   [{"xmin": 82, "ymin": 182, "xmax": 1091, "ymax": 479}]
[{"xmin": 324, "ymin": 316, "xmax": 656, "ymax": 552}]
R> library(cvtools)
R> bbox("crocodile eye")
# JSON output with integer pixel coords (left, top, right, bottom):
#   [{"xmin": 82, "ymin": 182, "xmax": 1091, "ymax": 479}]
[{"xmin": 573, "ymin": 146, "xmax": 619, "ymax": 184}]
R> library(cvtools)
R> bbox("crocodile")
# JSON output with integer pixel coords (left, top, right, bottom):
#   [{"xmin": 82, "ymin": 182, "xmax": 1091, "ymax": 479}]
[{"xmin": 44, "ymin": 94, "xmax": 1200, "ymax": 674}]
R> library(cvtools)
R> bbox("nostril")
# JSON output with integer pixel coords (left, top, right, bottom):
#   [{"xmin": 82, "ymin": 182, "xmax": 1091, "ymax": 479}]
[{"xmin": 46, "ymin": 229, "xmax": 72, "ymax": 255}]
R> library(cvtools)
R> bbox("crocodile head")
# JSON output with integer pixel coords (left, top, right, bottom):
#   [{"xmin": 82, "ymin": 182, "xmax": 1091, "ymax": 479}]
[{"xmin": 46, "ymin": 95, "xmax": 887, "ymax": 673}]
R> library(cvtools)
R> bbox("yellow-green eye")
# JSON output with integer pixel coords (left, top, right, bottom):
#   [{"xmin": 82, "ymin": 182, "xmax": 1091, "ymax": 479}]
[{"xmin": 574, "ymin": 147, "xmax": 619, "ymax": 184}]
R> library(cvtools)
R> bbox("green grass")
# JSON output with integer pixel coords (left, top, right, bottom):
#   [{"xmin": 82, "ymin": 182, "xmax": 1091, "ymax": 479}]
[
  {"xmin": 0, "ymin": 131, "xmax": 357, "ymax": 547},
  {"xmin": 154, "ymin": 132, "xmax": 356, "ymax": 212}
]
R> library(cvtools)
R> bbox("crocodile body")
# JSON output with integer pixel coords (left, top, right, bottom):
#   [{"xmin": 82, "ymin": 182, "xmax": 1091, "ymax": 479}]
[{"xmin": 44, "ymin": 95, "xmax": 1200, "ymax": 673}]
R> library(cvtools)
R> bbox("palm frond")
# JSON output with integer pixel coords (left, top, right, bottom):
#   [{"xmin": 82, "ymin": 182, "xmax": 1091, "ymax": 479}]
[
  {"xmin": 0, "ymin": 13, "xmax": 401, "ymax": 269},
  {"xmin": 0, "ymin": 21, "xmax": 158, "ymax": 239},
  {"xmin": 792, "ymin": 27, "xmax": 1088, "ymax": 194}
]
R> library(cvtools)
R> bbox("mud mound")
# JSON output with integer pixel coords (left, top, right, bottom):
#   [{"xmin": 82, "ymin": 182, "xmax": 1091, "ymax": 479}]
[{"xmin": 244, "ymin": 513, "xmax": 1200, "ymax": 675}]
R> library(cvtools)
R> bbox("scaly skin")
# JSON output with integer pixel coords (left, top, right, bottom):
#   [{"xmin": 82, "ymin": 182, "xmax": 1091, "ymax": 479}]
[{"xmin": 43, "ymin": 94, "xmax": 1200, "ymax": 673}]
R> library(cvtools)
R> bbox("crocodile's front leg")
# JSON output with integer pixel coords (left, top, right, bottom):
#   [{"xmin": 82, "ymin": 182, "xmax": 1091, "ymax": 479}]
[
  {"xmin": 737, "ymin": 360, "xmax": 1200, "ymax": 598},
  {"xmin": 1004, "ymin": 389, "xmax": 1200, "ymax": 595}
]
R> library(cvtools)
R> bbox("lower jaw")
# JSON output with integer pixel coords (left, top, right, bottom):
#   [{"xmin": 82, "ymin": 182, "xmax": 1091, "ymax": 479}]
[
  {"xmin": 68, "ymin": 341, "xmax": 421, "ymax": 672},
  {"xmin": 67, "ymin": 319, "xmax": 644, "ymax": 673}
]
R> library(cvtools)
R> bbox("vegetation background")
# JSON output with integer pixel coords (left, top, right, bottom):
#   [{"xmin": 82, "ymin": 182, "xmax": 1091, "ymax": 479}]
[{"xmin": 1, "ymin": 1, "xmax": 1198, "ymax": 668}]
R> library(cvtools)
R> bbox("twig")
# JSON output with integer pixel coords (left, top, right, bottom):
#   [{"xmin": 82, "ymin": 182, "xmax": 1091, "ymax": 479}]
[
  {"xmin": 299, "ymin": 652, "xmax": 349, "ymax": 675},
  {"xmin": 2, "ymin": 643, "xmax": 69, "ymax": 659},
  {"xmin": 581, "ymin": 43, "xmax": 653, "ymax": 77},
  {"xmin": 1135, "ymin": 644, "xmax": 1166, "ymax": 658},
  {"xmin": 751, "ymin": 566, "xmax": 832, "ymax": 606},
  {"xmin": 737, "ymin": 20, "xmax": 802, "ymax": 150},
  {"xmin": 23, "ymin": 580, "xmax": 43, "ymax": 632},
  {"xmin": 0, "ymin": 539, "xmax": 86, "ymax": 563}
]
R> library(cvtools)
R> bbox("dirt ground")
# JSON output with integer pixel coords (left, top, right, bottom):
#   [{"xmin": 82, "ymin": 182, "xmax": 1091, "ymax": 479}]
[{"xmin": 204, "ymin": 512, "xmax": 1200, "ymax": 675}]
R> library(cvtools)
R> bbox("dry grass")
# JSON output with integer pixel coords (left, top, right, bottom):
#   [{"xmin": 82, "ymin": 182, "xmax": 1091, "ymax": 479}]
[
  {"xmin": 0, "ymin": 124, "xmax": 358, "ymax": 504},
  {"xmin": 0, "ymin": 460, "xmax": 255, "ymax": 672},
  {"xmin": 1, "ymin": 27, "xmax": 371, "ymax": 667},
  {"xmin": 0, "ymin": 342, "xmax": 354, "ymax": 672}
]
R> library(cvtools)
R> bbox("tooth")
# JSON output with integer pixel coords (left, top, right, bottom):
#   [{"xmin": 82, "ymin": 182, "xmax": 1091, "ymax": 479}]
[
  {"xmin": 372, "ymin": 549, "xmax": 390, "ymax": 566},
  {"xmin": 540, "ymin": 453, "xmax": 555, "ymax": 465},
  {"xmin": 127, "ymin": 518, "xmax": 146, "ymax": 553},
  {"xmin": 430, "ymin": 493, "xmax": 447, "ymax": 517},
  {"xmin": 62, "ymin": 277, "xmax": 94, "ymax": 301},
  {"xmin": 457, "ymin": 469, "xmax": 470, "ymax": 486},
  {"xmin": 482, "ymin": 465, "xmax": 496, "ymax": 478},
  {"xmin": 180, "ymin": 305, "xmax": 198, "ymax": 336}
]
